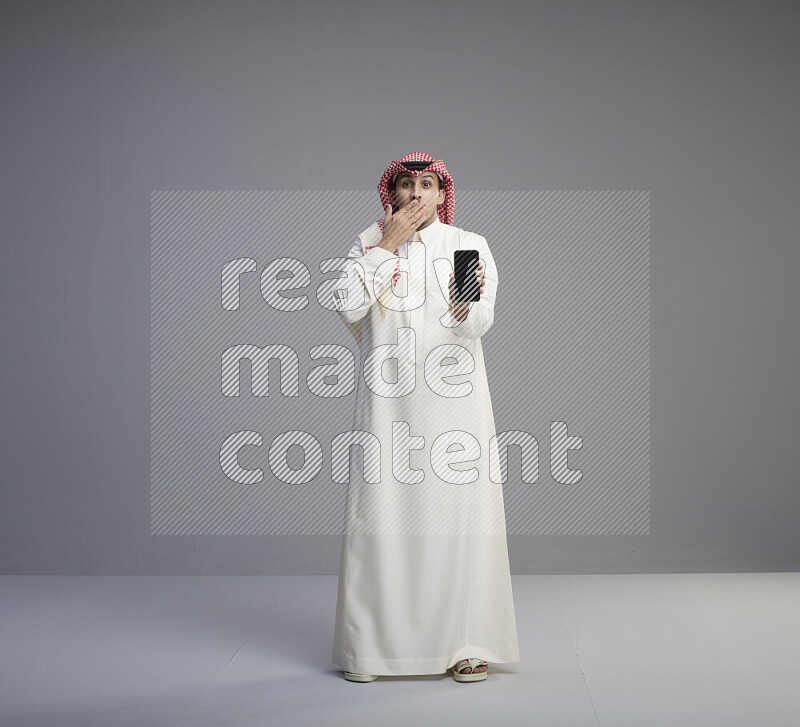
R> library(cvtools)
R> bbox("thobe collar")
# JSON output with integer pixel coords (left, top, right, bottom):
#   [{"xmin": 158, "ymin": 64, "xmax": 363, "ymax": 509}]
[{"xmin": 410, "ymin": 215, "xmax": 443, "ymax": 244}]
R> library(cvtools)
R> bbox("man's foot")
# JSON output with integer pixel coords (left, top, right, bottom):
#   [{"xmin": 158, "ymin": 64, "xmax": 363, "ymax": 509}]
[{"xmin": 453, "ymin": 658, "xmax": 487, "ymax": 674}]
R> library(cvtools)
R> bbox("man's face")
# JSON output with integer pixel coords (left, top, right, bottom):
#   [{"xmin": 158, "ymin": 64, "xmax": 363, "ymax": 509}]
[{"xmin": 392, "ymin": 172, "xmax": 446, "ymax": 229}]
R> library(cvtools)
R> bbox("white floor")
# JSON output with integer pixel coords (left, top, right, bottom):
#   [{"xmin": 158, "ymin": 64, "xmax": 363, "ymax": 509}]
[{"xmin": 1, "ymin": 573, "xmax": 798, "ymax": 726}]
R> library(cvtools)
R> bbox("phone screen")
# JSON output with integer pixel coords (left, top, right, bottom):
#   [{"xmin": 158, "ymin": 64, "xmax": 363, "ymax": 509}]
[{"xmin": 454, "ymin": 249, "xmax": 480, "ymax": 302}]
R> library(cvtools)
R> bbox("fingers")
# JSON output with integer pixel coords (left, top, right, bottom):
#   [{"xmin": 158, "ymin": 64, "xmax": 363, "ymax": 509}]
[
  {"xmin": 450, "ymin": 270, "xmax": 486, "ymax": 298},
  {"xmin": 386, "ymin": 200, "xmax": 426, "ymax": 237},
  {"xmin": 398, "ymin": 199, "xmax": 426, "ymax": 223}
]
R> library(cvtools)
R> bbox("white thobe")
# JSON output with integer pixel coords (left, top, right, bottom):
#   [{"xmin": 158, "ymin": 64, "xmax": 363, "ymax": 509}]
[{"xmin": 331, "ymin": 215, "xmax": 520, "ymax": 676}]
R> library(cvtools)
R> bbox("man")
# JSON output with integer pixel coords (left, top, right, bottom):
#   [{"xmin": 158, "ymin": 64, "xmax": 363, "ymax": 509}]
[{"xmin": 331, "ymin": 152, "xmax": 519, "ymax": 683}]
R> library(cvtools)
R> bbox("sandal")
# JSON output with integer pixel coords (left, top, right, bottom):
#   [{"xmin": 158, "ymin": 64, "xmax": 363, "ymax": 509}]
[
  {"xmin": 452, "ymin": 658, "xmax": 488, "ymax": 682},
  {"xmin": 344, "ymin": 671, "xmax": 378, "ymax": 682}
]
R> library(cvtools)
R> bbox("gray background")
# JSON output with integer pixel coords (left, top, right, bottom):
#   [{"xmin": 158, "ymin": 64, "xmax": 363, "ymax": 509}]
[{"xmin": 1, "ymin": 0, "xmax": 797, "ymax": 573}]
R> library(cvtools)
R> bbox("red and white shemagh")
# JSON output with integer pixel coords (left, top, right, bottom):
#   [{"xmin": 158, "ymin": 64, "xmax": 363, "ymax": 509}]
[{"xmin": 363, "ymin": 152, "xmax": 455, "ymax": 288}]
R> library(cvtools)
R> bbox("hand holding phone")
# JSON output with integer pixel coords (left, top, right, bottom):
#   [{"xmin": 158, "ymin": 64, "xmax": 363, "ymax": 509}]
[{"xmin": 453, "ymin": 249, "xmax": 481, "ymax": 302}]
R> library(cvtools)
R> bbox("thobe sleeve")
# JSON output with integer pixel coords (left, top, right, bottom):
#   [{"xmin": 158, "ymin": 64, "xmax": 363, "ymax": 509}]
[
  {"xmin": 449, "ymin": 233, "xmax": 498, "ymax": 340},
  {"xmin": 333, "ymin": 237, "xmax": 398, "ymax": 324}
]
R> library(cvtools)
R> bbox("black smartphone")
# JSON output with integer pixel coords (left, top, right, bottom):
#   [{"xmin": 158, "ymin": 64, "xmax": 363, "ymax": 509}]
[{"xmin": 454, "ymin": 249, "xmax": 481, "ymax": 302}]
